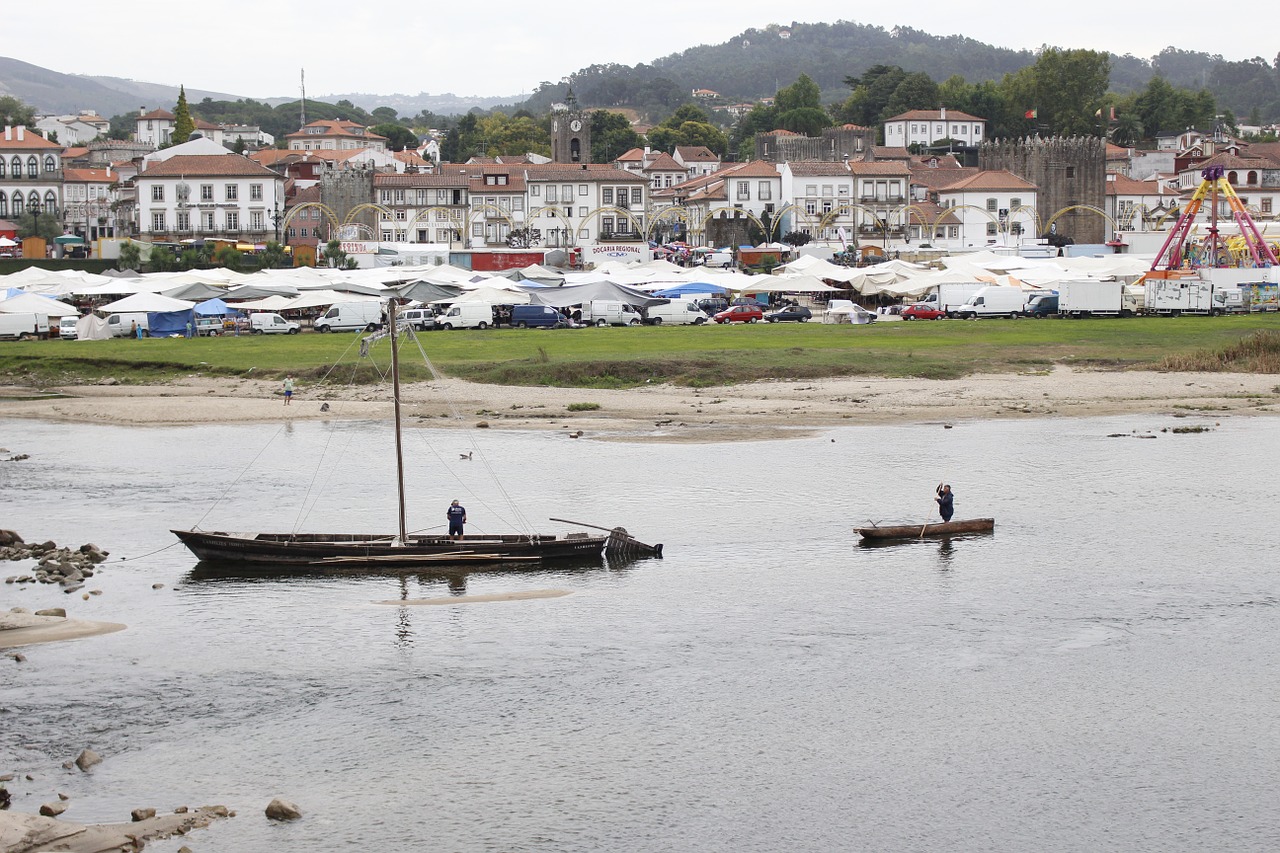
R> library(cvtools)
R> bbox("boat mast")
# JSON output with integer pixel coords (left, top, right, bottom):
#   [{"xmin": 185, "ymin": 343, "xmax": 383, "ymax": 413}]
[{"xmin": 388, "ymin": 301, "xmax": 408, "ymax": 544}]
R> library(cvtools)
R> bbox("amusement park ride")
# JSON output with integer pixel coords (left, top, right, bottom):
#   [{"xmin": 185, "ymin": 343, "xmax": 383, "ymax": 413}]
[{"xmin": 1150, "ymin": 165, "xmax": 1279, "ymax": 272}]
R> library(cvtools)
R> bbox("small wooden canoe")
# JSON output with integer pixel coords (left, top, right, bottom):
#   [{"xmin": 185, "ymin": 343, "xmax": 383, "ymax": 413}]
[{"xmin": 855, "ymin": 518, "xmax": 995, "ymax": 541}]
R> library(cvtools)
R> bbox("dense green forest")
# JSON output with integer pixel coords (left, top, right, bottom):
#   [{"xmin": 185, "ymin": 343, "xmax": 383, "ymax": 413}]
[{"xmin": 514, "ymin": 21, "xmax": 1280, "ymax": 124}]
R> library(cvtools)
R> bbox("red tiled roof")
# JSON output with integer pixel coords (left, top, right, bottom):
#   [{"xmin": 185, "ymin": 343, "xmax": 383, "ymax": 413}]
[
  {"xmin": 723, "ymin": 160, "xmax": 780, "ymax": 178},
  {"xmin": 374, "ymin": 173, "xmax": 469, "ymax": 188},
  {"xmin": 869, "ymin": 147, "xmax": 912, "ymax": 160},
  {"xmin": 643, "ymin": 152, "xmax": 684, "ymax": 171},
  {"xmin": 938, "ymin": 170, "xmax": 1037, "ymax": 192},
  {"xmin": 139, "ymin": 154, "xmax": 280, "ymax": 178},
  {"xmin": 62, "ymin": 168, "xmax": 117, "ymax": 183},
  {"xmin": 139, "ymin": 109, "xmax": 175, "ymax": 121},
  {"xmin": 1104, "ymin": 175, "xmax": 1181, "ymax": 196},
  {"xmin": 675, "ymin": 145, "xmax": 718, "ymax": 161},
  {"xmin": 614, "ymin": 147, "xmax": 645, "ymax": 162},
  {"xmin": 785, "ymin": 162, "xmax": 851, "ymax": 176},
  {"xmin": 522, "ymin": 164, "xmax": 648, "ymax": 183},
  {"xmin": 910, "ymin": 167, "xmax": 978, "ymax": 190},
  {"xmin": 849, "ymin": 161, "xmax": 911, "ymax": 176},
  {"xmin": 0, "ymin": 128, "xmax": 62, "ymax": 150},
  {"xmin": 884, "ymin": 109, "xmax": 984, "ymax": 123}
]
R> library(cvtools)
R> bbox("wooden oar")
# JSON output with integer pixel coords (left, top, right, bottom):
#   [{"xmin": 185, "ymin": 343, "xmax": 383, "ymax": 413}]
[{"xmin": 922, "ymin": 482, "xmax": 943, "ymax": 538}]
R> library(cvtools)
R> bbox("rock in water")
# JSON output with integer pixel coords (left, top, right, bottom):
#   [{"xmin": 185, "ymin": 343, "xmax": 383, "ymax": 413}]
[
  {"xmin": 75, "ymin": 749, "xmax": 103, "ymax": 771},
  {"xmin": 265, "ymin": 798, "xmax": 302, "ymax": 821},
  {"xmin": 39, "ymin": 801, "xmax": 69, "ymax": 816},
  {"xmin": 131, "ymin": 807, "xmax": 157, "ymax": 821}
]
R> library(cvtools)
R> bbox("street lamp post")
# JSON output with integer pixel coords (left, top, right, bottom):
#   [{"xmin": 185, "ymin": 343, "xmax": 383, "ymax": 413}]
[{"xmin": 271, "ymin": 202, "xmax": 284, "ymax": 244}]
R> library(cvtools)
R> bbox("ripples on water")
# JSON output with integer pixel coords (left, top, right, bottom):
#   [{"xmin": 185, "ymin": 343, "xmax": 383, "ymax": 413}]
[{"xmin": 2, "ymin": 415, "xmax": 1279, "ymax": 852}]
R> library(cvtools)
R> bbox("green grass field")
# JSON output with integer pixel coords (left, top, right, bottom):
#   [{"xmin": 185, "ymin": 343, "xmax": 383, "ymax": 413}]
[{"xmin": 2, "ymin": 316, "xmax": 1278, "ymax": 389}]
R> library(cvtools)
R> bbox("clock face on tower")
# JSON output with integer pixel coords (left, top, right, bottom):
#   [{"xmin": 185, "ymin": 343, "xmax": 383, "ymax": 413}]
[
  {"xmin": 570, "ymin": 119, "xmax": 582, "ymax": 132},
  {"xmin": 552, "ymin": 120, "xmax": 559, "ymax": 132}
]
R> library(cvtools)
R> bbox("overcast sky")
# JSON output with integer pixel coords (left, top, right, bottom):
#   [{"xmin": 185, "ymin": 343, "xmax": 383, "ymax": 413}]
[{"xmin": 9, "ymin": 5, "xmax": 1275, "ymax": 100}]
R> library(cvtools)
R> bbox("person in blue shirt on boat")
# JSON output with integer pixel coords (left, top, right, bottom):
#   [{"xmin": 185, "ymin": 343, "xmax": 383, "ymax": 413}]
[
  {"xmin": 446, "ymin": 500, "xmax": 467, "ymax": 540},
  {"xmin": 935, "ymin": 484, "xmax": 954, "ymax": 522}
]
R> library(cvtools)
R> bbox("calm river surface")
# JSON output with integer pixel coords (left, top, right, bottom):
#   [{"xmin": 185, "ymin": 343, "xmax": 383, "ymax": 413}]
[{"xmin": 2, "ymin": 413, "xmax": 1279, "ymax": 852}]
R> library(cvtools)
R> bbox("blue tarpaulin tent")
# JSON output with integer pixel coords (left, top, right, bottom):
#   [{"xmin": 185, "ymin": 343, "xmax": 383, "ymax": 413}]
[
  {"xmin": 653, "ymin": 281, "xmax": 730, "ymax": 298},
  {"xmin": 194, "ymin": 298, "xmax": 238, "ymax": 316},
  {"xmin": 149, "ymin": 309, "xmax": 195, "ymax": 337}
]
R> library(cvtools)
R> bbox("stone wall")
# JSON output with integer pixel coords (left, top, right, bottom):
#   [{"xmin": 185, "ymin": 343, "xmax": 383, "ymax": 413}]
[
  {"xmin": 756, "ymin": 127, "xmax": 875, "ymax": 163},
  {"xmin": 319, "ymin": 169, "xmax": 376, "ymax": 240},
  {"xmin": 980, "ymin": 136, "xmax": 1107, "ymax": 244}
]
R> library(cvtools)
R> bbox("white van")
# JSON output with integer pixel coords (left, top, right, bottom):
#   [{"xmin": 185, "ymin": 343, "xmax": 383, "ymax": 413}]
[
  {"xmin": 106, "ymin": 312, "xmax": 150, "ymax": 337},
  {"xmin": 581, "ymin": 301, "xmax": 642, "ymax": 326},
  {"xmin": 250, "ymin": 313, "xmax": 301, "ymax": 334},
  {"xmin": 437, "ymin": 303, "xmax": 494, "ymax": 330},
  {"xmin": 646, "ymin": 300, "xmax": 708, "ymax": 325},
  {"xmin": 398, "ymin": 308, "xmax": 436, "ymax": 331},
  {"xmin": 314, "ymin": 302, "xmax": 383, "ymax": 332},
  {"xmin": 955, "ymin": 286, "xmax": 1026, "ymax": 319},
  {"xmin": 0, "ymin": 313, "xmax": 49, "ymax": 341},
  {"xmin": 701, "ymin": 251, "xmax": 734, "ymax": 268},
  {"xmin": 59, "ymin": 317, "xmax": 80, "ymax": 340}
]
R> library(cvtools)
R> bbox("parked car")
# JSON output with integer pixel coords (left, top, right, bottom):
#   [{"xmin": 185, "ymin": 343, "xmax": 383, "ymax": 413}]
[
  {"xmin": 250, "ymin": 313, "xmax": 301, "ymax": 334},
  {"xmin": 1023, "ymin": 294, "xmax": 1059, "ymax": 318},
  {"xmin": 58, "ymin": 317, "xmax": 79, "ymax": 340},
  {"xmin": 713, "ymin": 304, "xmax": 764, "ymax": 324},
  {"xmin": 901, "ymin": 303, "xmax": 947, "ymax": 320},
  {"xmin": 696, "ymin": 298, "xmax": 729, "ymax": 315},
  {"xmin": 764, "ymin": 306, "xmax": 812, "ymax": 323}
]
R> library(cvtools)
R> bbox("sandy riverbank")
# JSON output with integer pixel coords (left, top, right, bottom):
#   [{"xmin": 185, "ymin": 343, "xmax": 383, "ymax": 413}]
[
  {"xmin": 0, "ymin": 611, "xmax": 125, "ymax": 649},
  {"xmin": 2, "ymin": 367, "xmax": 1278, "ymax": 441}
]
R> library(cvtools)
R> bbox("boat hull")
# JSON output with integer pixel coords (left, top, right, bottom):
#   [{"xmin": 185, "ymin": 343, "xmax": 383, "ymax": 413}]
[
  {"xmin": 172, "ymin": 529, "xmax": 608, "ymax": 567},
  {"xmin": 855, "ymin": 518, "xmax": 995, "ymax": 541}
]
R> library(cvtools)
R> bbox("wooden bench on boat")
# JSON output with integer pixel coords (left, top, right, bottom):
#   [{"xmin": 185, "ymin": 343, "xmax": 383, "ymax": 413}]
[{"xmin": 855, "ymin": 518, "xmax": 995, "ymax": 541}]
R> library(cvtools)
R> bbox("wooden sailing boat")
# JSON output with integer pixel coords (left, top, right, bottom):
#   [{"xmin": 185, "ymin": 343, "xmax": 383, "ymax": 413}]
[{"xmin": 173, "ymin": 302, "xmax": 661, "ymax": 567}]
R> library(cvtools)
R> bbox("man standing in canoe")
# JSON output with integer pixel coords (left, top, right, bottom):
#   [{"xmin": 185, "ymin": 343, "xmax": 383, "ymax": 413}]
[{"xmin": 935, "ymin": 484, "xmax": 954, "ymax": 522}]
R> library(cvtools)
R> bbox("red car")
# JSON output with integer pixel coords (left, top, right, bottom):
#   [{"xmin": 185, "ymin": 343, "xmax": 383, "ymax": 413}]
[
  {"xmin": 901, "ymin": 302, "xmax": 947, "ymax": 320},
  {"xmin": 713, "ymin": 304, "xmax": 764, "ymax": 324}
]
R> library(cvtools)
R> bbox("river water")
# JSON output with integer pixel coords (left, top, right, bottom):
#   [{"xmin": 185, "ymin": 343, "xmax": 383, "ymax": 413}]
[{"xmin": 2, "ymin": 413, "xmax": 1278, "ymax": 852}]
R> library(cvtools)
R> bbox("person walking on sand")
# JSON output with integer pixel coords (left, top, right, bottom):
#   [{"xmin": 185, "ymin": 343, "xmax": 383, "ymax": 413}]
[
  {"xmin": 282, "ymin": 374, "xmax": 295, "ymax": 405},
  {"xmin": 935, "ymin": 484, "xmax": 954, "ymax": 523},
  {"xmin": 446, "ymin": 499, "xmax": 467, "ymax": 541}
]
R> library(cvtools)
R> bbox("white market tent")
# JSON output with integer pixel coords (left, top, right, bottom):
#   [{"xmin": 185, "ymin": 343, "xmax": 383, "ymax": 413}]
[
  {"xmin": 99, "ymin": 292, "xmax": 196, "ymax": 313},
  {"xmin": 0, "ymin": 292, "xmax": 80, "ymax": 317},
  {"xmin": 431, "ymin": 285, "xmax": 531, "ymax": 305}
]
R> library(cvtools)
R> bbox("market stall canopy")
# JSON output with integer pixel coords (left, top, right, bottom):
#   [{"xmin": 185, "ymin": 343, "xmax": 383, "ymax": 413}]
[
  {"xmin": 652, "ymin": 281, "xmax": 730, "ymax": 298},
  {"xmin": 99, "ymin": 292, "xmax": 196, "ymax": 313},
  {"xmin": 194, "ymin": 298, "xmax": 238, "ymax": 316},
  {"xmin": 431, "ymin": 285, "xmax": 531, "ymax": 305},
  {"xmin": 283, "ymin": 290, "xmax": 382, "ymax": 310},
  {"xmin": 54, "ymin": 234, "xmax": 85, "ymax": 245},
  {"xmin": 223, "ymin": 283, "xmax": 301, "ymax": 301},
  {"xmin": 162, "ymin": 281, "xmax": 229, "ymax": 301},
  {"xmin": 0, "ymin": 292, "xmax": 80, "ymax": 316},
  {"xmin": 231, "ymin": 295, "xmax": 293, "ymax": 311},
  {"xmin": 733, "ymin": 275, "xmax": 843, "ymax": 294},
  {"xmin": 0, "ymin": 236, "xmax": 17, "ymax": 247},
  {"xmin": 393, "ymin": 281, "xmax": 462, "ymax": 304},
  {"xmin": 527, "ymin": 281, "xmax": 666, "ymax": 309}
]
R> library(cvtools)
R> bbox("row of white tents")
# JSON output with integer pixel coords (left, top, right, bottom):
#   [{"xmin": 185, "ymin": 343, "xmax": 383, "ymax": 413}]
[{"xmin": 2, "ymin": 250, "xmax": 1159, "ymax": 328}]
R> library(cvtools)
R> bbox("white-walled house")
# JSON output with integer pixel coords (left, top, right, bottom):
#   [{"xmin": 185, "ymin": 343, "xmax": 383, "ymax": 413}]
[
  {"xmin": 935, "ymin": 170, "xmax": 1038, "ymax": 247},
  {"xmin": 62, "ymin": 166, "xmax": 119, "ymax": 241},
  {"xmin": 520, "ymin": 164, "xmax": 649, "ymax": 248},
  {"xmin": 848, "ymin": 160, "xmax": 911, "ymax": 239},
  {"xmin": 0, "ymin": 125, "xmax": 62, "ymax": 223},
  {"xmin": 135, "ymin": 153, "xmax": 286, "ymax": 243},
  {"xmin": 673, "ymin": 145, "xmax": 720, "ymax": 179},
  {"xmin": 884, "ymin": 109, "xmax": 986, "ymax": 149},
  {"xmin": 135, "ymin": 108, "xmax": 175, "ymax": 148},
  {"xmin": 1104, "ymin": 173, "xmax": 1182, "ymax": 239},
  {"xmin": 778, "ymin": 161, "xmax": 857, "ymax": 242}
]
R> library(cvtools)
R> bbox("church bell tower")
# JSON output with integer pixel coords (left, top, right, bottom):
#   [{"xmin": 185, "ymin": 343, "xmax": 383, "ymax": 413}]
[{"xmin": 551, "ymin": 90, "xmax": 591, "ymax": 164}]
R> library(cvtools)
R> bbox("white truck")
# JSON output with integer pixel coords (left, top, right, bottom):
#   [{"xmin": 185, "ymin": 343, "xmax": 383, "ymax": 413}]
[
  {"xmin": 0, "ymin": 313, "xmax": 49, "ymax": 341},
  {"xmin": 580, "ymin": 301, "xmax": 643, "ymax": 326},
  {"xmin": 645, "ymin": 300, "xmax": 708, "ymax": 325},
  {"xmin": 1144, "ymin": 278, "xmax": 1220, "ymax": 316},
  {"xmin": 921, "ymin": 282, "xmax": 986, "ymax": 317},
  {"xmin": 314, "ymin": 302, "xmax": 384, "ymax": 332},
  {"xmin": 955, "ymin": 286, "xmax": 1027, "ymax": 319},
  {"xmin": 1058, "ymin": 280, "xmax": 1139, "ymax": 317},
  {"xmin": 105, "ymin": 312, "xmax": 150, "ymax": 337}
]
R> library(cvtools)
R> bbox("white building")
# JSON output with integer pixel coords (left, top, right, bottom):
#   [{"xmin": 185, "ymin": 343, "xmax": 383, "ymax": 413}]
[
  {"xmin": 35, "ymin": 112, "xmax": 109, "ymax": 146},
  {"xmin": 1104, "ymin": 173, "xmax": 1182, "ymax": 239},
  {"xmin": 62, "ymin": 166, "xmax": 119, "ymax": 241},
  {"xmin": 848, "ymin": 160, "xmax": 911, "ymax": 240},
  {"xmin": 778, "ymin": 161, "xmax": 857, "ymax": 242},
  {"xmin": 673, "ymin": 145, "xmax": 720, "ymax": 179},
  {"xmin": 135, "ymin": 108, "xmax": 175, "ymax": 148},
  {"xmin": 884, "ymin": 109, "xmax": 986, "ymax": 149},
  {"xmin": 520, "ymin": 164, "xmax": 649, "ymax": 249},
  {"xmin": 0, "ymin": 125, "xmax": 63, "ymax": 224},
  {"xmin": 935, "ymin": 170, "xmax": 1038, "ymax": 247},
  {"xmin": 135, "ymin": 153, "xmax": 286, "ymax": 243}
]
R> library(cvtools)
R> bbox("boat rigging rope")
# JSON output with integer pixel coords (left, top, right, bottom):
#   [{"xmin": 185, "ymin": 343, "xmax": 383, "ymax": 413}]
[
  {"xmin": 401, "ymin": 328, "xmax": 539, "ymax": 536},
  {"xmin": 191, "ymin": 424, "xmax": 286, "ymax": 530}
]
